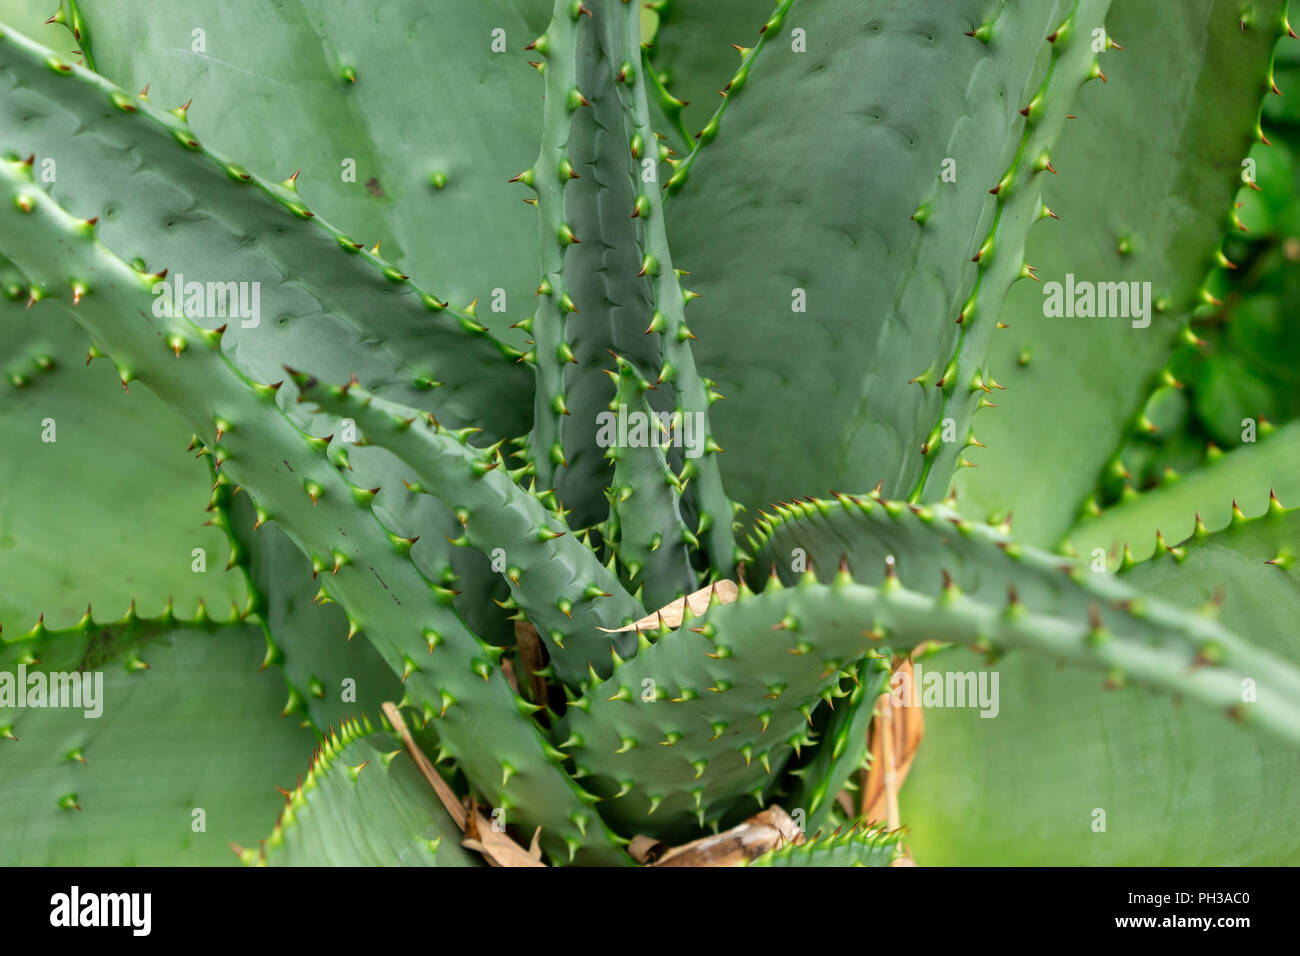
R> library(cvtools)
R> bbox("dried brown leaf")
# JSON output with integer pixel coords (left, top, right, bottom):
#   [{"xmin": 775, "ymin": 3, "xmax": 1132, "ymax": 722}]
[
  {"xmin": 651, "ymin": 806, "xmax": 803, "ymax": 866},
  {"xmin": 858, "ymin": 658, "xmax": 925, "ymax": 825},
  {"xmin": 382, "ymin": 701, "xmax": 467, "ymax": 831},
  {"xmin": 513, "ymin": 620, "xmax": 550, "ymax": 705},
  {"xmin": 464, "ymin": 802, "xmax": 545, "ymax": 868},
  {"xmin": 596, "ymin": 580, "xmax": 739, "ymax": 633}
]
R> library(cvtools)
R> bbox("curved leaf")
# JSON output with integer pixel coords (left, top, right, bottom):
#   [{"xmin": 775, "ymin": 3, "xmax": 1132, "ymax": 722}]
[
  {"xmin": 1067, "ymin": 420, "xmax": 1300, "ymax": 564},
  {"xmin": 0, "ymin": 23, "xmax": 531, "ymax": 439},
  {"xmin": 562, "ymin": 495, "xmax": 1300, "ymax": 844},
  {"xmin": 904, "ymin": 502, "xmax": 1300, "ymax": 864},
  {"xmin": 0, "ymin": 152, "xmax": 632, "ymax": 865}
]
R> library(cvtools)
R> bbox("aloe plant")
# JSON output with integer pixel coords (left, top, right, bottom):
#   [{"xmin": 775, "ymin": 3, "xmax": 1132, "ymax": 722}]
[{"xmin": 1, "ymin": 0, "xmax": 1297, "ymax": 867}]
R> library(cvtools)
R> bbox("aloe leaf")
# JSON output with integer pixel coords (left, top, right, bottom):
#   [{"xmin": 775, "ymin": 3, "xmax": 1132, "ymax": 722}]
[
  {"xmin": 63, "ymin": 0, "xmax": 550, "ymax": 343},
  {"xmin": 523, "ymin": 0, "xmax": 739, "ymax": 571},
  {"xmin": 597, "ymin": 0, "xmax": 740, "ymax": 576},
  {"xmin": 562, "ymin": 494, "xmax": 1300, "ymax": 842},
  {"xmin": 0, "ymin": 20, "xmax": 534, "ymax": 647},
  {"xmin": 953, "ymin": 0, "xmax": 1291, "ymax": 546},
  {"xmin": 3, "ymin": 19, "xmax": 531, "ymax": 650},
  {"xmin": 214, "ymin": 410, "xmax": 513, "ymax": 733},
  {"xmin": 1097, "ymin": 120, "xmax": 1300, "ymax": 500},
  {"xmin": 663, "ymin": 0, "xmax": 1107, "ymax": 517},
  {"xmin": 646, "ymin": 0, "xmax": 778, "ymax": 144},
  {"xmin": 780, "ymin": 656, "xmax": 890, "ymax": 834},
  {"xmin": 0, "ymin": 154, "xmax": 631, "ymax": 865},
  {"xmin": 557, "ymin": 577, "xmax": 820, "ymax": 843},
  {"xmin": 254, "ymin": 718, "xmax": 481, "ymax": 867},
  {"xmin": 217, "ymin": 486, "xmax": 404, "ymax": 734},
  {"xmin": 0, "ymin": 256, "xmax": 245, "ymax": 630},
  {"xmin": 1067, "ymin": 420, "xmax": 1300, "ymax": 563},
  {"xmin": 745, "ymin": 492, "xmax": 1300, "ymax": 743},
  {"xmin": 0, "ymin": 24, "xmax": 531, "ymax": 440},
  {"xmin": 602, "ymin": 353, "xmax": 698, "ymax": 608},
  {"xmin": 292, "ymin": 374, "xmax": 646, "ymax": 684},
  {"xmin": 903, "ymin": 501, "xmax": 1300, "ymax": 865},
  {"xmin": 1125, "ymin": 495, "xmax": 1300, "ymax": 648},
  {"xmin": 0, "ymin": 612, "xmax": 317, "ymax": 864},
  {"xmin": 531, "ymin": 0, "xmax": 665, "ymax": 526},
  {"xmin": 745, "ymin": 825, "xmax": 903, "ymax": 867}
]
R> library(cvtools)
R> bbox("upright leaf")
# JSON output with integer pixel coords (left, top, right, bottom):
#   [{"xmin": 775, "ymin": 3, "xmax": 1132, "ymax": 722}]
[
  {"xmin": 665, "ymin": 0, "xmax": 1102, "ymax": 516},
  {"xmin": 954, "ymin": 0, "xmax": 1291, "ymax": 546}
]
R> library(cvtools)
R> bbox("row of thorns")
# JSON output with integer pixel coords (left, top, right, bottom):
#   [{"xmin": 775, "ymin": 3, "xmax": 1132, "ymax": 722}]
[{"xmin": 382, "ymin": 580, "xmax": 924, "ymax": 867}]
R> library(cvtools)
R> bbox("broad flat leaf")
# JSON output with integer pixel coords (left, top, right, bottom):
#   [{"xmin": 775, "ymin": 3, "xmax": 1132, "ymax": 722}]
[
  {"xmin": 903, "ymin": 506, "xmax": 1300, "ymax": 865},
  {"xmin": 649, "ymin": 0, "xmax": 776, "ymax": 142},
  {"xmin": 0, "ymin": 259, "xmax": 245, "ymax": 630},
  {"xmin": 953, "ymin": 0, "xmax": 1289, "ymax": 546},
  {"xmin": 0, "ymin": 617, "xmax": 316, "ymax": 864},
  {"xmin": 665, "ymin": 0, "xmax": 1085, "ymax": 515},
  {"xmin": 69, "ymin": 0, "xmax": 551, "ymax": 343}
]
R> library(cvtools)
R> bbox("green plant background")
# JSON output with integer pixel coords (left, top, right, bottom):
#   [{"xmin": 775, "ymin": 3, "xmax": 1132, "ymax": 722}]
[{"xmin": 1, "ymin": 0, "xmax": 1297, "ymax": 866}]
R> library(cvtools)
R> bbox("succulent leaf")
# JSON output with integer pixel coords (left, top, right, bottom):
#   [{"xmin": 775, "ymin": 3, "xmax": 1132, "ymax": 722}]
[
  {"xmin": 955, "ymin": 0, "xmax": 1291, "ymax": 544},
  {"xmin": 1067, "ymin": 420, "xmax": 1300, "ymax": 563},
  {"xmin": 69, "ymin": 0, "xmax": 551, "ymax": 344},
  {"xmin": 904, "ymin": 497, "xmax": 1300, "ymax": 864},
  {"xmin": 0, "ymin": 154, "xmax": 631, "ymax": 865},
  {"xmin": 665, "ymin": 0, "xmax": 1104, "ymax": 515},
  {"xmin": 745, "ymin": 493, "xmax": 1300, "ymax": 743},
  {"xmin": 256, "ymin": 720, "xmax": 481, "ymax": 867},
  {"xmin": 779, "ymin": 656, "xmax": 891, "ymax": 834},
  {"xmin": 0, "ymin": 254, "xmax": 245, "ymax": 629},
  {"xmin": 603, "ymin": 353, "xmax": 699, "ymax": 608},
  {"xmin": 0, "ymin": 613, "xmax": 316, "ymax": 864},
  {"xmin": 526, "ymin": 0, "xmax": 739, "ymax": 574},
  {"xmin": 547, "ymin": 1, "xmax": 667, "ymax": 527},
  {"xmin": 293, "ymin": 373, "xmax": 646, "ymax": 685},
  {"xmin": 2, "ymin": 0, "xmax": 1296, "ymax": 867},
  {"xmin": 0, "ymin": 24, "xmax": 531, "ymax": 440},
  {"xmin": 745, "ymin": 824, "xmax": 904, "ymax": 867}
]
